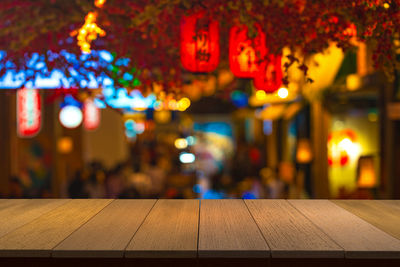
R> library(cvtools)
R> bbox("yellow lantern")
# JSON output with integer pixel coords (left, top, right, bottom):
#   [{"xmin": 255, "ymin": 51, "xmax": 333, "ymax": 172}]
[
  {"xmin": 357, "ymin": 155, "xmax": 377, "ymax": 188},
  {"xmin": 296, "ymin": 139, "xmax": 313, "ymax": 164}
]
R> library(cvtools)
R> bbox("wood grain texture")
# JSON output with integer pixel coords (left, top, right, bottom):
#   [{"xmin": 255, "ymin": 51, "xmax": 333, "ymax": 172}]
[
  {"xmin": 0, "ymin": 199, "xmax": 70, "ymax": 238},
  {"xmin": 125, "ymin": 199, "xmax": 199, "ymax": 258},
  {"xmin": 245, "ymin": 199, "xmax": 343, "ymax": 258},
  {"xmin": 378, "ymin": 200, "xmax": 400, "ymax": 211},
  {"xmin": 198, "ymin": 199, "xmax": 269, "ymax": 258},
  {"xmin": 332, "ymin": 200, "xmax": 400, "ymax": 240},
  {"xmin": 0, "ymin": 199, "xmax": 28, "ymax": 210},
  {"xmin": 0, "ymin": 199, "xmax": 112, "ymax": 257},
  {"xmin": 53, "ymin": 199, "xmax": 156, "ymax": 258},
  {"xmin": 290, "ymin": 200, "xmax": 400, "ymax": 259}
]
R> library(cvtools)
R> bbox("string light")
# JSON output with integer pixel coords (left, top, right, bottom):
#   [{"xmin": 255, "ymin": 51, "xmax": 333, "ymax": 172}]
[
  {"xmin": 95, "ymin": 0, "xmax": 106, "ymax": 8},
  {"xmin": 154, "ymin": 97, "xmax": 191, "ymax": 112},
  {"xmin": 277, "ymin": 87, "xmax": 289, "ymax": 99},
  {"xmin": 71, "ymin": 0, "xmax": 107, "ymax": 54},
  {"xmin": 177, "ymin": 97, "xmax": 191, "ymax": 111}
]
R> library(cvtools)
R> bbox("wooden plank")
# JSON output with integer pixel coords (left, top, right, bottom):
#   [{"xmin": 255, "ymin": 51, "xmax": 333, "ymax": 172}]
[
  {"xmin": 290, "ymin": 200, "xmax": 400, "ymax": 258},
  {"xmin": 378, "ymin": 200, "xmax": 400, "ymax": 210},
  {"xmin": 0, "ymin": 199, "xmax": 29, "ymax": 210},
  {"xmin": 198, "ymin": 199, "xmax": 269, "ymax": 258},
  {"xmin": 0, "ymin": 199, "xmax": 112, "ymax": 257},
  {"xmin": 125, "ymin": 199, "xmax": 199, "ymax": 258},
  {"xmin": 332, "ymin": 200, "xmax": 400, "ymax": 240},
  {"xmin": 53, "ymin": 199, "xmax": 156, "ymax": 258},
  {"xmin": 0, "ymin": 199, "xmax": 70, "ymax": 238},
  {"xmin": 245, "ymin": 199, "xmax": 343, "ymax": 258}
]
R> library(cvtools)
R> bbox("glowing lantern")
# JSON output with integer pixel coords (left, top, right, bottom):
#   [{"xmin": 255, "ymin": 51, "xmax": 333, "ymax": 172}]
[
  {"xmin": 57, "ymin": 137, "xmax": 73, "ymax": 154},
  {"xmin": 229, "ymin": 24, "xmax": 267, "ymax": 78},
  {"xmin": 296, "ymin": 139, "xmax": 313, "ymax": 164},
  {"xmin": 17, "ymin": 88, "xmax": 42, "ymax": 138},
  {"xmin": 180, "ymin": 11, "xmax": 220, "ymax": 72},
  {"xmin": 83, "ymin": 99, "xmax": 101, "ymax": 131},
  {"xmin": 253, "ymin": 54, "xmax": 283, "ymax": 93},
  {"xmin": 59, "ymin": 105, "xmax": 83, "ymax": 129},
  {"xmin": 357, "ymin": 156, "xmax": 377, "ymax": 188}
]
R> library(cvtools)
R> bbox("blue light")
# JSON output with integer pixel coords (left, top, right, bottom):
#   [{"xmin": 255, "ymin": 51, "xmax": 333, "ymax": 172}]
[
  {"xmin": 263, "ymin": 120, "xmax": 273, "ymax": 135},
  {"xmin": 203, "ymin": 190, "xmax": 225, "ymax": 199},
  {"xmin": 193, "ymin": 184, "xmax": 203, "ymax": 194},
  {"xmin": 242, "ymin": 192, "xmax": 257, "ymax": 199},
  {"xmin": 186, "ymin": 136, "xmax": 196, "ymax": 146},
  {"xmin": 94, "ymin": 98, "xmax": 106, "ymax": 108},
  {"xmin": 194, "ymin": 122, "xmax": 233, "ymax": 137},
  {"xmin": 0, "ymin": 51, "xmax": 158, "ymax": 115},
  {"xmin": 230, "ymin": 90, "xmax": 248, "ymax": 108},
  {"xmin": 123, "ymin": 72, "xmax": 133, "ymax": 81},
  {"xmin": 125, "ymin": 130, "xmax": 136, "ymax": 138},
  {"xmin": 61, "ymin": 95, "xmax": 82, "ymax": 108},
  {"xmin": 124, "ymin": 119, "xmax": 135, "ymax": 130},
  {"xmin": 99, "ymin": 51, "xmax": 113, "ymax": 62}
]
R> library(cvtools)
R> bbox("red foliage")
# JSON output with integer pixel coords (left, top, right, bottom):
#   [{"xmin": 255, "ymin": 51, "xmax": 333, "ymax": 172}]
[{"xmin": 0, "ymin": 0, "xmax": 399, "ymax": 92}]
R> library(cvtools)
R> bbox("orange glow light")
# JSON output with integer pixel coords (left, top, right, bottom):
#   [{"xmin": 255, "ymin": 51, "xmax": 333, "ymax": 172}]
[
  {"xmin": 95, "ymin": 0, "xmax": 106, "ymax": 8},
  {"xmin": 72, "ymin": 0, "xmax": 107, "ymax": 54}
]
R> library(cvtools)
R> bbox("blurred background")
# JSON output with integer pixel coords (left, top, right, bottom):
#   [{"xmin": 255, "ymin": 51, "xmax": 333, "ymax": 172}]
[
  {"xmin": 1, "ymin": 1, "xmax": 400, "ymax": 200},
  {"xmin": 0, "ymin": 44, "xmax": 399, "ymax": 200}
]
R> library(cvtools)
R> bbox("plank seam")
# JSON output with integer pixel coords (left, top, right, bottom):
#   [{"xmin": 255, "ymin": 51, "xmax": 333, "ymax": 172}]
[
  {"xmin": 243, "ymin": 199, "xmax": 272, "ymax": 255},
  {"xmin": 0, "ymin": 199, "xmax": 73, "ymax": 240},
  {"xmin": 49, "ymin": 199, "xmax": 115, "ymax": 257},
  {"xmin": 287, "ymin": 200, "xmax": 346, "ymax": 253},
  {"xmin": 122, "ymin": 199, "xmax": 158, "ymax": 258}
]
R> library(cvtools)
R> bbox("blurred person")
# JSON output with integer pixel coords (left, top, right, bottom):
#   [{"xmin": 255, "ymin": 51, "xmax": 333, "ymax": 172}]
[
  {"xmin": 127, "ymin": 166, "xmax": 152, "ymax": 198},
  {"xmin": 68, "ymin": 170, "xmax": 89, "ymax": 198},
  {"xmin": 8, "ymin": 176, "xmax": 24, "ymax": 198},
  {"xmin": 288, "ymin": 169, "xmax": 309, "ymax": 199},
  {"xmin": 231, "ymin": 142, "xmax": 252, "ymax": 183},
  {"xmin": 106, "ymin": 164, "xmax": 125, "ymax": 198},
  {"xmin": 145, "ymin": 158, "xmax": 166, "ymax": 197},
  {"xmin": 86, "ymin": 171, "xmax": 106, "ymax": 198},
  {"xmin": 260, "ymin": 167, "xmax": 284, "ymax": 199}
]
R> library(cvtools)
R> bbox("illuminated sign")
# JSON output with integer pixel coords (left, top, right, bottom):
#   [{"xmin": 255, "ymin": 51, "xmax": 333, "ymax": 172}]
[
  {"xmin": 83, "ymin": 99, "xmax": 100, "ymax": 131},
  {"xmin": 17, "ymin": 88, "xmax": 42, "ymax": 137}
]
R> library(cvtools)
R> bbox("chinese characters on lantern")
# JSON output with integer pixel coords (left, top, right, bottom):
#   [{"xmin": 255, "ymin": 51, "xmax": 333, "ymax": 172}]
[
  {"xmin": 17, "ymin": 88, "xmax": 42, "ymax": 138},
  {"xmin": 229, "ymin": 24, "xmax": 267, "ymax": 78},
  {"xmin": 228, "ymin": 23, "xmax": 283, "ymax": 92},
  {"xmin": 180, "ymin": 11, "xmax": 220, "ymax": 72},
  {"xmin": 180, "ymin": 14, "xmax": 283, "ymax": 91},
  {"xmin": 253, "ymin": 54, "xmax": 283, "ymax": 93}
]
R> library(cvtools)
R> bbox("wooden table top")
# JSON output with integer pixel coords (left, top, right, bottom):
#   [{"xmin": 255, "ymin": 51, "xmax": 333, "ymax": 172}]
[{"xmin": 0, "ymin": 199, "xmax": 399, "ymax": 266}]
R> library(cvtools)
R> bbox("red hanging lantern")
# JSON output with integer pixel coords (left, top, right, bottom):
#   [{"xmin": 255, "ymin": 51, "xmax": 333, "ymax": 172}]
[
  {"xmin": 17, "ymin": 88, "xmax": 42, "ymax": 138},
  {"xmin": 229, "ymin": 24, "xmax": 267, "ymax": 78},
  {"xmin": 83, "ymin": 99, "xmax": 101, "ymax": 131},
  {"xmin": 253, "ymin": 54, "xmax": 283, "ymax": 93},
  {"xmin": 180, "ymin": 11, "xmax": 220, "ymax": 73}
]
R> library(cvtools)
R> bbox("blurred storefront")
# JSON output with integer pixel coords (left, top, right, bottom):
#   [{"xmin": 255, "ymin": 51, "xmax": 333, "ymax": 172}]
[{"xmin": 0, "ymin": 44, "xmax": 399, "ymax": 200}]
